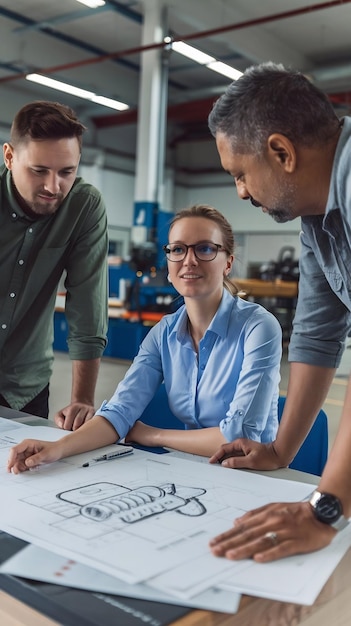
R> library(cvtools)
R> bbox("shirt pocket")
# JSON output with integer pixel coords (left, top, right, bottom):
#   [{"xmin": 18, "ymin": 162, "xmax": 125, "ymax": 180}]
[{"xmin": 324, "ymin": 271, "xmax": 343, "ymax": 294}]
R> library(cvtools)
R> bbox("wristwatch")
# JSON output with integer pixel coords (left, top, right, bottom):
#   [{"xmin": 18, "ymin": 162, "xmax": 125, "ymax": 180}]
[{"xmin": 309, "ymin": 490, "xmax": 349, "ymax": 531}]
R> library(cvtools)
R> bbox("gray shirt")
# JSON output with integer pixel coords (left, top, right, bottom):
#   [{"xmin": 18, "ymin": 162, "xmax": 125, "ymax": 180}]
[{"xmin": 289, "ymin": 116, "xmax": 351, "ymax": 368}]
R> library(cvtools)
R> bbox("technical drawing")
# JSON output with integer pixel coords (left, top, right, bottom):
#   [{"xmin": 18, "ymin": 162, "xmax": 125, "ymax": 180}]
[
  {"xmin": 57, "ymin": 481, "xmax": 207, "ymax": 524},
  {"xmin": 0, "ymin": 426, "xmax": 319, "ymax": 594}
]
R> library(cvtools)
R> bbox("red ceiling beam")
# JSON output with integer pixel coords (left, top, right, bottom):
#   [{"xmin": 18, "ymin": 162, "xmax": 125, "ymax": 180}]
[
  {"xmin": 92, "ymin": 96, "xmax": 216, "ymax": 129},
  {"xmin": 329, "ymin": 92, "xmax": 351, "ymax": 104},
  {"xmin": 1, "ymin": 0, "xmax": 350, "ymax": 85},
  {"xmin": 93, "ymin": 89, "xmax": 351, "ymax": 130}
]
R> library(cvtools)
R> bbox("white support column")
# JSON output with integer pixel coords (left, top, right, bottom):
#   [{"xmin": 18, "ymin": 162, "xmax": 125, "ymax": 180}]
[{"xmin": 132, "ymin": 0, "xmax": 168, "ymax": 244}]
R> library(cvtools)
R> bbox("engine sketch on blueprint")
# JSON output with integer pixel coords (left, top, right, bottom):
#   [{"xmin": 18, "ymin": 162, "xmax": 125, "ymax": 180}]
[{"xmin": 57, "ymin": 482, "xmax": 207, "ymax": 524}]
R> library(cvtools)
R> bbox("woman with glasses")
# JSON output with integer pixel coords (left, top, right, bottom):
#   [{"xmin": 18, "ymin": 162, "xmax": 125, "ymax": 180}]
[{"xmin": 8, "ymin": 205, "xmax": 282, "ymax": 473}]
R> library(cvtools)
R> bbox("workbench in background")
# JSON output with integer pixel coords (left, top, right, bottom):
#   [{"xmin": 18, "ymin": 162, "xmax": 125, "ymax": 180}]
[
  {"xmin": 54, "ymin": 278, "xmax": 298, "ymax": 361},
  {"xmin": 54, "ymin": 295, "xmax": 164, "ymax": 361},
  {"xmin": 234, "ymin": 278, "xmax": 298, "ymax": 342}
]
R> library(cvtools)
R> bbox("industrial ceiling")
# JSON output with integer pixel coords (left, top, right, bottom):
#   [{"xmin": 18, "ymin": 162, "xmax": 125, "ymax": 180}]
[{"xmin": 0, "ymin": 0, "xmax": 351, "ymax": 175}]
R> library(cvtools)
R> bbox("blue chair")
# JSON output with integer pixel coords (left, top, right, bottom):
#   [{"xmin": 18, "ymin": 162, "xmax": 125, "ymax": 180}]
[
  {"xmin": 278, "ymin": 396, "xmax": 328, "ymax": 476},
  {"xmin": 140, "ymin": 383, "xmax": 183, "ymax": 430},
  {"xmin": 140, "ymin": 388, "xmax": 328, "ymax": 476}
]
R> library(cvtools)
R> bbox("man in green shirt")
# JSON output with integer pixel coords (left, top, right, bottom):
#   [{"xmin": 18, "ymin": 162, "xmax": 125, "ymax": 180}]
[{"xmin": 0, "ymin": 100, "xmax": 108, "ymax": 430}]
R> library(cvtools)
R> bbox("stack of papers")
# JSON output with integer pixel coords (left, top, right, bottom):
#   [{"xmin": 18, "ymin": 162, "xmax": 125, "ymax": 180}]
[{"xmin": 0, "ymin": 417, "xmax": 350, "ymax": 614}]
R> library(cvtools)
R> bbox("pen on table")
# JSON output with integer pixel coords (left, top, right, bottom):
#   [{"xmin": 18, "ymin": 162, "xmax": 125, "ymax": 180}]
[{"xmin": 82, "ymin": 447, "xmax": 134, "ymax": 467}]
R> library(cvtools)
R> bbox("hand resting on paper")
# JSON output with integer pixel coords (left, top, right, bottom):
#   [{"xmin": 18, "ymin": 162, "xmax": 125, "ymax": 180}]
[
  {"xmin": 54, "ymin": 401, "xmax": 96, "ymax": 431},
  {"xmin": 209, "ymin": 501, "xmax": 336, "ymax": 562},
  {"xmin": 7, "ymin": 439, "xmax": 63, "ymax": 474},
  {"xmin": 7, "ymin": 417, "xmax": 120, "ymax": 474},
  {"xmin": 209, "ymin": 439, "xmax": 283, "ymax": 470}
]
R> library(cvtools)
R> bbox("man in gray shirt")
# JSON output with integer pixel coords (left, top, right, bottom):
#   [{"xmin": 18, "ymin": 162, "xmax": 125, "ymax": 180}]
[
  {"xmin": 207, "ymin": 62, "xmax": 351, "ymax": 561},
  {"xmin": 0, "ymin": 101, "xmax": 108, "ymax": 430}
]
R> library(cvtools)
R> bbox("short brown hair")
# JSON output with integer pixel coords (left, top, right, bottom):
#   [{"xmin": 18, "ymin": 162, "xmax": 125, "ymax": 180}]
[{"xmin": 10, "ymin": 101, "xmax": 87, "ymax": 150}]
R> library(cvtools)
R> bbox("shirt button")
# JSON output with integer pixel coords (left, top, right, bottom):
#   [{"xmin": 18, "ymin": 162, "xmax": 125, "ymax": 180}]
[
  {"xmin": 11, "ymin": 212, "xmax": 17, "ymax": 218},
  {"xmin": 1, "ymin": 324, "xmax": 7, "ymax": 329},
  {"xmin": 9, "ymin": 293, "xmax": 16, "ymax": 298},
  {"xmin": 18, "ymin": 259, "xmax": 24, "ymax": 265},
  {"xmin": 28, "ymin": 228, "xmax": 33, "ymax": 233}
]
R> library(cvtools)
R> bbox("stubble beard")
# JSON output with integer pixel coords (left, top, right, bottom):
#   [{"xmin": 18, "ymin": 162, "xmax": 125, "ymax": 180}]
[
  {"xmin": 265, "ymin": 181, "xmax": 297, "ymax": 224},
  {"xmin": 30, "ymin": 195, "xmax": 63, "ymax": 216},
  {"xmin": 11, "ymin": 175, "xmax": 63, "ymax": 216}
]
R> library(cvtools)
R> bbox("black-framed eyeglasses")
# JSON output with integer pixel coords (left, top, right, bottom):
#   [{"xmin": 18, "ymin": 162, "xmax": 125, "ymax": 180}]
[{"xmin": 163, "ymin": 241, "xmax": 225, "ymax": 262}]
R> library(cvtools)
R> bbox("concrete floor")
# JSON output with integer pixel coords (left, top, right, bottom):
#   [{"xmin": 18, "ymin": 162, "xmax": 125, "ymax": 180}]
[{"xmin": 49, "ymin": 345, "xmax": 348, "ymax": 454}]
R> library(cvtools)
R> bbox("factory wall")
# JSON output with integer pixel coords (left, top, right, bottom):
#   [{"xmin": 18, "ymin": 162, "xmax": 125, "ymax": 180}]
[{"xmin": 79, "ymin": 164, "xmax": 301, "ymax": 278}]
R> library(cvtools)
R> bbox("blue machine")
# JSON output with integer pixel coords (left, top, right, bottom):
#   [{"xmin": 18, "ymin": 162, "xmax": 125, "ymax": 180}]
[
  {"xmin": 108, "ymin": 261, "xmax": 180, "ymax": 314},
  {"xmin": 54, "ymin": 209, "xmax": 180, "ymax": 360}
]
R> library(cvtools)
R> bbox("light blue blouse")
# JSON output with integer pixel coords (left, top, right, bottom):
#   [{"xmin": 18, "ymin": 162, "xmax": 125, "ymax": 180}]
[{"xmin": 96, "ymin": 288, "xmax": 282, "ymax": 443}]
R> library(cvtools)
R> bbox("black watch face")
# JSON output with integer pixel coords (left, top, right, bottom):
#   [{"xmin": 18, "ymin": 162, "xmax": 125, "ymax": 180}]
[{"xmin": 315, "ymin": 494, "xmax": 342, "ymax": 523}]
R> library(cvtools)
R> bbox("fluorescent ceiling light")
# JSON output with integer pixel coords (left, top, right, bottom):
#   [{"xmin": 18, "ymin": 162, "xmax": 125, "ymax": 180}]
[
  {"xmin": 75, "ymin": 0, "xmax": 106, "ymax": 8},
  {"xmin": 91, "ymin": 94, "xmax": 129, "ymax": 111},
  {"xmin": 171, "ymin": 41, "xmax": 215, "ymax": 65},
  {"xmin": 170, "ymin": 39, "xmax": 242, "ymax": 82},
  {"xmin": 207, "ymin": 61, "xmax": 243, "ymax": 81},
  {"xmin": 26, "ymin": 73, "xmax": 129, "ymax": 111},
  {"xmin": 27, "ymin": 74, "xmax": 94, "ymax": 99}
]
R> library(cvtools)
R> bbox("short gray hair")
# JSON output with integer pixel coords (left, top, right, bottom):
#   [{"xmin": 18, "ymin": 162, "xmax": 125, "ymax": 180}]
[{"xmin": 208, "ymin": 62, "xmax": 340, "ymax": 154}]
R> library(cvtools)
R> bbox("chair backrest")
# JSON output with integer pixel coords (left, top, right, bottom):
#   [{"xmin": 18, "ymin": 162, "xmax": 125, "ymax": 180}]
[
  {"xmin": 140, "ymin": 390, "xmax": 328, "ymax": 476},
  {"xmin": 140, "ymin": 383, "xmax": 184, "ymax": 430},
  {"xmin": 278, "ymin": 396, "xmax": 328, "ymax": 476}
]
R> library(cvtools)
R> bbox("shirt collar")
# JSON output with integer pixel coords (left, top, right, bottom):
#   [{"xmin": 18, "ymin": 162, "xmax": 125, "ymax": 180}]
[
  {"xmin": 324, "ymin": 116, "xmax": 351, "ymax": 223},
  {"xmin": 206, "ymin": 288, "xmax": 233, "ymax": 339},
  {"xmin": 2, "ymin": 166, "xmax": 48, "ymax": 222},
  {"xmin": 172, "ymin": 288, "xmax": 233, "ymax": 342}
]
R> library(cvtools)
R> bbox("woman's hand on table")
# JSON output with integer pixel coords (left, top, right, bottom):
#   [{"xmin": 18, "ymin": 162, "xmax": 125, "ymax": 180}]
[{"xmin": 7, "ymin": 439, "xmax": 62, "ymax": 474}]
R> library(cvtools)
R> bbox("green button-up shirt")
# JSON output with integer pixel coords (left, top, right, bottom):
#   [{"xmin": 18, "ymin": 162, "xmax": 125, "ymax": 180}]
[{"xmin": 0, "ymin": 166, "xmax": 108, "ymax": 410}]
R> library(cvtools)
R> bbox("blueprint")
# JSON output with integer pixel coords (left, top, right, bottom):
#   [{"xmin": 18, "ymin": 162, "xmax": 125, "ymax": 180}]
[
  {"xmin": 1, "ymin": 417, "xmax": 351, "ymax": 605},
  {"xmin": 0, "ymin": 543, "xmax": 240, "ymax": 614}
]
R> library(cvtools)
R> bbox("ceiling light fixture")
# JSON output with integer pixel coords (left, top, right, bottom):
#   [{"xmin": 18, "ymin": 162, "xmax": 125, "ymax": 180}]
[
  {"xmin": 26, "ymin": 73, "xmax": 129, "ymax": 111},
  {"xmin": 169, "ymin": 38, "xmax": 243, "ymax": 82},
  {"xmin": 75, "ymin": 0, "xmax": 106, "ymax": 8},
  {"xmin": 171, "ymin": 41, "xmax": 215, "ymax": 65},
  {"xmin": 207, "ymin": 61, "xmax": 243, "ymax": 81}
]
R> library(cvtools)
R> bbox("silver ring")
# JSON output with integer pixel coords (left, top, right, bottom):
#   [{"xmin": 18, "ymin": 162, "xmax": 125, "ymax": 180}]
[{"xmin": 264, "ymin": 531, "xmax": 278, "ymax": 546}]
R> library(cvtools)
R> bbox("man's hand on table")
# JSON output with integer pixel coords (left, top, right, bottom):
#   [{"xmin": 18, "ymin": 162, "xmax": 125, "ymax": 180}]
[
  {"xmin": 209, "ymin": 439, "xmax": 283, "ymax": 470},
  {"xmin": 54, "ymin": 402, "xmax": 96, "ymax": 430},
  {"xmin": 209, "ymin": 501, "xmax": 336, "ymax": 562}
]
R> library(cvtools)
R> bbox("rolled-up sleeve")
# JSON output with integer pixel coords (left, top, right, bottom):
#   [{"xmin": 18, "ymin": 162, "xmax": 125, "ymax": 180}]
[
  {"xmin": 219, "ymin": 309, "xmax": 282, "ymax": 443},
  {"xmin": 95, "ymin": 325, "xmax": 164, "ymax": 439},
  {"xmin": 289, "ymin": 230, "xmax": 349, "ymax": 368},
  {"xmin": 65, "ymin": 187, "xmax": 109, "ymax": 360}
]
